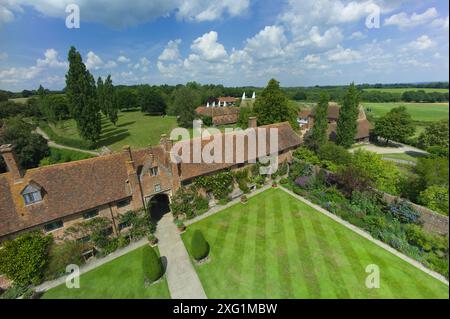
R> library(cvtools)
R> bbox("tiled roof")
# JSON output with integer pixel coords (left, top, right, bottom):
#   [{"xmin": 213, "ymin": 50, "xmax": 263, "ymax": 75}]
[
  {"xmin": 327, "ymin": 119, "xmax": 373, "ymax": 140},
  {"xmin": 195, "ymin": 106, "xmax": 240, "ymax": 125}
]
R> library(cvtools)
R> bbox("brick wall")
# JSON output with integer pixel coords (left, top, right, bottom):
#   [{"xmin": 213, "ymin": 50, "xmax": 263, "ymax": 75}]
[{"xmin": 380, "ymin": 191, "xmax": 449, "ymax": 236}]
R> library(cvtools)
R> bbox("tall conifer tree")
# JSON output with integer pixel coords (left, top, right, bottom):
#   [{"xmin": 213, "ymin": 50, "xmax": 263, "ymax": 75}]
[{"xmin": 335, "ymin": 83, "xmax": 360, "ymax": 148}]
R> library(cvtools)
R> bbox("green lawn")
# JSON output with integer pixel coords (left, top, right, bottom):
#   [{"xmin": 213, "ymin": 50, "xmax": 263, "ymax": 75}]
[
  {"xmin": 363, "ymin": 103, "xmax": 449, "ymax": 122},
  {"xmin": 42, "ymin": 246, "xmax": 171, "ymax": 299},
  {"xmin": 363, "ymin": 88, "xmax": 448, "ymax": 94},
  {"xmin": 40, "ymin": 147, "xmax": 95, "ymax": 166},
  {"xmin": 47, "ymin": 111, "xmax": 179, "ymax": 151},
  {"xmin": 182, "ymin": 188, "xmax": 448, "ymax": 299},
  {"xmin": 382, "ymin": 152, "xmax": 427, "ymax": 164}
]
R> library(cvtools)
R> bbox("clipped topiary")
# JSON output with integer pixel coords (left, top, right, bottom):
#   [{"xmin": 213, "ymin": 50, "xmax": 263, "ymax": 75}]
[
  {"xmin": 190, "ymin": 230, "xmax": 210, "ymax": 261},
  {"xmin": 142, "ymin": 246, "xmax": 163, "ymax": 283}
]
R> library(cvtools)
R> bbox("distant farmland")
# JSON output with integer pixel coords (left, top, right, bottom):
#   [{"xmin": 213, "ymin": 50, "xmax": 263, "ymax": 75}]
[
  {"xmin": 363, "ymin": 88, "xmax": 448, "ymax": 94},
  {"xmin": 363, "ymin": 102, "xmax": 449, "ymax": 122}
]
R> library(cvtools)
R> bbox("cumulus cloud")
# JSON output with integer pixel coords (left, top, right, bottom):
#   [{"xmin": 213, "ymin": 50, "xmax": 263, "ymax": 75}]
[
  {"xmin": 384, "ymin": 8, "xmax": 439, "ymax": 29},
  {"xmin": 3, "ymin": 0, "xmax": 250, "ymax": 28},
  {"xmin": 133, "ymin": 57, "xmax": 150, "ymax": 72},
  {"xmin": 0, "ymin": 48, "xmax": 66, "ymax": 85},
  {"xmin": 407, "ymin": 35, "xmax": 436, "ymax": 50},
  {"xmin": 309, "ymin": 26, "xmax": 343, "ymax": 48},
  {"xmin": 243, "ymin": 25, "xmax": 287, "ymax": 60},
  {"xmin": 348, "ymin": 31, "xmax": 367, "ymax": 40},
  {"xmin": 327, "ymin": 45, "xmax": 361, "ymax": 63},
  {"xmin": 117, "ymin": 55, "xmax": 130, "ymax": 63},
  {"xmin": 190, "ymin": 31, "xmax": 227, "ymax": 61},
  {"xmin": 159, "ymin": 39, "xmax": 182, "ymax": 61},
  {"xmin": 85, "ymin": 51, "xmax": 104, "ymax": 70},
  {"xmin": 430, "ymin": 16, "xmax": 449, "ymax": 30}
]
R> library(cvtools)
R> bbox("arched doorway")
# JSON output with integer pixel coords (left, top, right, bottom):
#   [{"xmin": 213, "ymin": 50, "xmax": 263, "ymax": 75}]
[{"xmin": 147, "ymin": 193, "xmax": 170, "ymax": 223}]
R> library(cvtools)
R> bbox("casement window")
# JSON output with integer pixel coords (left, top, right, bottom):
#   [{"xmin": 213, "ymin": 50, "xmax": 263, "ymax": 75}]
[
  {"xmin": 22, "ymin": 184, "xmax": 43, "ymax": 205},
  {"xmin": 83, "ymin": 209, "xmax": 99, "ymax": 220},
  {"xmin": 117, "ymin": 198, "xmax": 131, "ymax": 208},
  {"xmin": 44, "ymin": 220, "xmax": 63, "ymax": 232},
  {"xmin": 154, "ymin": 183, "xmax": 161, "ymax": 193},
  {"xmin": 150, "ymin": 167, "xmax": 158, "ymax": 176},
  {"xmin": 78, "ymin": 235, "xmax": 91, "ymax": 243}
]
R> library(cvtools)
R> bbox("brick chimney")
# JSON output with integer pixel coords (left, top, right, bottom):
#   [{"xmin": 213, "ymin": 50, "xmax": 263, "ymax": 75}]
[
  {"xmin": 248, "ymin": 117, "xmax": 257, "ymax": 128},
  {"xmin": 0, "ymin": 144, "xmax": 24, "ymax": 183},
  {"xmin": 160, "ymin": 134, "xmax": 173, "ymax": 153},
  {"xmin": 123, "ymin": 145, "xmax": 145, "ymax": 210}
]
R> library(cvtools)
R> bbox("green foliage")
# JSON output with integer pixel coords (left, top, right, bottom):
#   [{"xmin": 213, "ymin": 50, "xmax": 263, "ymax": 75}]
[
  {"xmin": 418, "ymin": 119, "xmax": 449, "ymax": 150},
  {"xmin": 317, "ymin": 142, "xmax": 352, "ymax": 166},
  {"xmin": 40, "ymin": 147, "xmax": 94, "ymax": 166},
  {"xmin": 0, "ymin": 232, "xmax": 52, "ymax": 286},
  {"xmin": 170, "ymin": 187, "xmax": 209, "ymax": 219},
  {"xmin": 190, "ymin": 230, "xmax": 210, "ymax": 261},
  {"xmin": 237, "ymin": 106, "xmax": 255, "ymax": 129},
  {"xmin": 39, "ymin": 94, "xmax": 70, "ymax": 123},
  {"xmin": 292, "ymin": 147, "xmax": 320, "ymax": 164},
  {"xmin": 65, "ymin": 46, "xmax": 102, "ymax": 143},
  {"xmin": 119, "ymin": 210, "xmax": 155, "ymax": 240},
  {"xmin": 116, "ymin": 87, "xmax": 138, "ymax": 110},
  {"xmin": 386, "ymin": 200, "xmax": 421, "ymax": 224},
  {"xmin": 373, "ymin": 106, "xmax": 415, "ymax": 144},
  {"xmin": 142, "ymin": 246, "xmax": 163, "ymax": 283},
  {"xmin": 415, "ymin": 157, "xmax": 449, "ymax": 188},
  {"xmin": 419, "ymin": 185, "xmax": 449, "ymax": 215},
  {"xmin": 289, "ymin": 161, "xmax": 313, "ymax": 179},
  {"xmin": 0, "ymin": 117, "xmax": 50, "ymax": 172},
  {"xmin": 169, "ymin": 86, "xmax": 201, "ymax": 128},
  {"xmin": 308, "ymin": 91, "xmax": 329, "ymax": 148},
  {"xmin": 0, "ymin": 284, "xmax": 29, "ymax": 299},
  {"xmin": 44, "ymin": 241, "xmax": 85, "ymax": 280},
  {"xmin": 104, "ymin": 75, "xmax": 119, "ymax": 125},
  {"xmin": 335, "ymin": 164, "xmax": 373, "ymax": 195},
  {"xmin": 194, "ymin": 171, "xmax": 234, "ymax": 199},
  {"xmin": 335, "ymin": 83, "xmax": 361, "ymax": 148},
  {"xmin": 139, "ymin": 85, "xmax": 167, "ymax": 115},
  {"xmin": 253, "ymin": 79, "xmax": 297, "ymax": 128},
  {"xmin": 351, "ymin": 149, "xmax": 401, "ymax": 195}
]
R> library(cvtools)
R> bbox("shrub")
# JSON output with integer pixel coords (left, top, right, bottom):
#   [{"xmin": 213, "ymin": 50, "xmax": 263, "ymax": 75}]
[
  {"xmin": 334, "ymin": 164, "xmax": 373, "ymax": 195},
  {"xmin": 279, "ymin": 178, "xmax": 289, "ymax": 185},
  {"xmin": 386, "ymin": 200, "xmax": 421, "ymax": 224},
  {"xmin": 0, "ymin": 232, "xmax": 52, "ymax": 286},
  {"xmin": 293, "ymin": 147, "xmax": 320, "ymax": 164},
  {"xmin": 45, "ymin": 241, "xmax": 85, "ymax": 280},
  {"xmin": 418, "ymin": 185, "xmax": 449, "ymax": 215},
  {"xmin": 289, "ymin": 161, "xmax": 313, "ymax": 180},
  {"xmin": 317, "ymin": 142, "xmax": 352, "ymax": 166},
  {"xmin": 295, "ymin": 176, "xmax": 311, "ymax": 188},
  {"xmin": 190, "ymin": 230, "xmax": 210, "ymax": 261},
  {"xmin": 142, "ymin": 247, "xmax": 164, "ymax": 283},
  {"xmin": 0, "ymin": 285, "xmax": 29, "ymax": 299}
]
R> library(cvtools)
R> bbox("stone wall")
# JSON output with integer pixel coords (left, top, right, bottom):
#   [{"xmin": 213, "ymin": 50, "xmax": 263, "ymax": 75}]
[{"xmin": 380, "ymin": 191, "xmax": 449, "ymax": 236}]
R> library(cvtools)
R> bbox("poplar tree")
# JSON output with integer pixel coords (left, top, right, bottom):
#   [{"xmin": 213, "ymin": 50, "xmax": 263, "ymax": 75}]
[
  {"xmin": 65, "ymin": 46, "xmax": 102, "ymax": 143},
  {"xmin": 104, "ymin": 75, "xmax": 118, "ymax": 126},
  {"xmin": 97, "ymin": 76, "xmax": 105, "ymax": 115},
  {"xmin": 308, "ymin": 91, "xmax": 329, "ymax": 148},
  {"xmin": 335, "ymin": 83, "xmax": 360, "ymax": 148}
]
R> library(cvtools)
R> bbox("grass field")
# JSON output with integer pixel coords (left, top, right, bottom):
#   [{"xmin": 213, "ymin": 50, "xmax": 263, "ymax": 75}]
[
  {"xmin": 42, "ymin": 246, "xmax": 171, "ymax": 299},
  {"xmin": 363, "ymin": 88, "xmax": 448, "ymax": 94},
  {"xmin": 47, "ymin": 110, "xmax": 179, "ymax": 151},
  {"xmin": 363, "ymin": 102, "xmax": 449, "ymax": 122},
  {"xmin": 382, "ymin": 152, "xmax": 427, "ymax": 164},
  {"xmin": 182, "ymin": 188, "xmax": 448, "ymax": 299},
  {"xmin": 40, "ymin": 147, "xmax": 94, "ymax": 166}
]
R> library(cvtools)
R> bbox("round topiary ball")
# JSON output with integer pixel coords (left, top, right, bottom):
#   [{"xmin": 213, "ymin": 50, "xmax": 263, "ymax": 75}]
[{"xmin": 190, "ymin": 230, "xmax": 210, "ymax": 261}]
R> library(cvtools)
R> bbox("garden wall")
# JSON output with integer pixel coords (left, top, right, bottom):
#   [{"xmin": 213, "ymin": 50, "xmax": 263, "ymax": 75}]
[{"xmin": 379, "ymin": 191, "xmax": 449, "ymax": 236}]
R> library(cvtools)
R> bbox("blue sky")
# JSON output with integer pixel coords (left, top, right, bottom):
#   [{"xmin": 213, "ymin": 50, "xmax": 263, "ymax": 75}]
[{"xmin": 0, "ymin": 0, "xmax": 448, "ymax": 91}]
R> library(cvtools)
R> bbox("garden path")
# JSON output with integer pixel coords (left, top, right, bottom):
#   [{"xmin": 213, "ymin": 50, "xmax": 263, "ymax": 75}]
[{"xmin": 156, "ymin": 213, "xmax": 207, "ymax": 299}]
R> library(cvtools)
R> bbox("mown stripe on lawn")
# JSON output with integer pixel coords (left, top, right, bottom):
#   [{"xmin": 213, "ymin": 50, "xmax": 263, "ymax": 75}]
[
  {"xmin": 307, "ymin": 212, "xmax": 351, "ymax": 298},
  {"xmin": 253, "ymin": 197, "xmax": 267, "ymax": 298},
  {"xmin": 272, "ymin": 192, "xmax": 294, "ymax": 298},
  {"xmin": 287, "ymin": 198, "xmax": 321, "ymax": 298},
  {"xmin": 326, "ymin": 222, "xmax": 381, "ymax": 299}
]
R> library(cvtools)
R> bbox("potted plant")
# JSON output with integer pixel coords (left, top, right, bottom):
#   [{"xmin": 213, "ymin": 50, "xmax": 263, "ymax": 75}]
[
  {"xmin": 175, "ymin": 220, "xmax": 186, "ymax": 232},
  {"xmin": 147, "ymin": 233, "xmax": 158, "ymax": 246},
  {"xmin": 240, "ymin": 195, "xmax": 248, "ymax": 204},
  {"xmin": 272, "ymin": 181, "xmax": 278, "ymax": 188}
]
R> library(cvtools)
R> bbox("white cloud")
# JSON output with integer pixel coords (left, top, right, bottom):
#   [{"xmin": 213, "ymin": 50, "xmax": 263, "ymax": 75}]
[
  {"xmin": 3, "ymin": 0, "xmax": 250, "ymax": 28},
  {"xmin": 408, "ymin": 35, "xmax": 436, "ymax": 50},
  {"xmin": 85, "ymin": 51, "xmax": 104, "ymax": 70},
  {"xmin": 104, "ymin": 60, "xmax": 118, "ymax": 69},
  {"xmin": 303, "ymin": 54, "xmax": 320, "ymax": 63},
  {"xmin": 0, "ymin": 5, "xmax": 14, "ymax": 25},
  {"xmin": 36, "ymin": 49, "xmax": 67, "ymax": 68},
  {"xmin": 133, "ymin": 57, "xmax": 150, "ymax": 72},
  {"xmin": 348, "ymin": 31, "xmax": 367, "ymax": 40},
  {"xmin": 327, "ymin": 45, "xmax": 361, "ymax": 63},
  {"xmin": 384, "ymin": 8, "xmax": 438, "ymax": 29},
  {"xmin": 243, "ymin": 25, "xmax": 287, "ymax": 60},
  {"xmin": 117, "ymin": 55, "xmax": 130, "ymax": 63},
  {"xmin": 158, "ymin": 39, "xmax": 182, "ymax": 61},
  {"xmin": 190, "ymin": 31, "xmax": 227, "ymax": 61},
  {"xmin": 309, "ymin": 26, "xmax": 343, "ymax": 48},
  {"xmin": 430, "ymin": 16, "xmax": 449, "ymax": 30}
]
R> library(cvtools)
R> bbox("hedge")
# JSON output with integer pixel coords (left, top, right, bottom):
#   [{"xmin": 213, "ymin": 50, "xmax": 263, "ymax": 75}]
[
  {"xmin": 142, "ymin": 246, "xmax": 164, "ymax": 283},
  {"xmin": 190, "ymin": 230, "xmax": 210, "ymax": 261}
]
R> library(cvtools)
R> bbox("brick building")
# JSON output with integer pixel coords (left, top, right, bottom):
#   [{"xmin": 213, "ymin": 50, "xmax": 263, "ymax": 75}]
[{"xmin": 0, "ymin": 118, "xmax": 301, "ymax": 242}]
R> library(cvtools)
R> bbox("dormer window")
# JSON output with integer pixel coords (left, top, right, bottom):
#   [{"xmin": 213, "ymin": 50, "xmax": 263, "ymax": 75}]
[
  {"xmin": 21, "ymin": 183, "xmax": 43, "ymax": 205},
  {"xmin": 150, "ymin": 167, "xmax": 158, "ymax": 177}
]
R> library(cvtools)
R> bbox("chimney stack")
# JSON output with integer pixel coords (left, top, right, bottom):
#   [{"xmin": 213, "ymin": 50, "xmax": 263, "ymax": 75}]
[
  {"xmin": 160, "ymin": 134, "xmax": 173, "ymax": 153},
  {"xmin": 0, "ymin": 144, "xmax": 24, "ymax": 183},
  {"xmin": 248, "ymin": 117, "xmax": 257, "ymax": 128}
]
